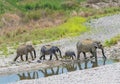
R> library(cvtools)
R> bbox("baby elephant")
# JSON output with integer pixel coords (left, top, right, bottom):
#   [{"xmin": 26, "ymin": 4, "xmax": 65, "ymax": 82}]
[
  {"xmin": 14, "ymin": 44, "xmax": 36, "ymax": 61},
  {"xmin": 64, "ymin": 50, "xmax": 76, "ymax": 60},
  {"xmin": 76, "ymin": 39, "xmax": 106, "ymax": 61},
  {"xmin": 40, "ymin": 45, "xmax": 62, "ymax": 60}
]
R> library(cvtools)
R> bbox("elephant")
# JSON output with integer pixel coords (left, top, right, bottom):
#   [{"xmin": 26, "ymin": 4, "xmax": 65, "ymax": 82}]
[
  {"xmin": 64, "ymin": 50, "xmax": 76, "ymax": 60},
  {"xmin": 14, "ymin": 44, "xmax": 36, "ymax": 61},
  {"xmin": 76, "ymin": 39, "xmax": 106, "ymax": 61},
  {"xmin": 39, "ymin": 45, "xmax": 62, "ymax": 60}
]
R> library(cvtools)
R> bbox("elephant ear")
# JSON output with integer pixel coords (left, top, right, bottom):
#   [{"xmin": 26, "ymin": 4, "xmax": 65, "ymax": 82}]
[
  {"xmin": 93, "ymin": 42, "xmax": 98, "ymax": 48},
  {"xmin": 93, "ymin": 41, "xmax": 102, "ymax": 48}
]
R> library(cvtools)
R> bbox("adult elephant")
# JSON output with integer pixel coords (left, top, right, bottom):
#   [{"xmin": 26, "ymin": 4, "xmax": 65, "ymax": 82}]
[
  {"xmin": 14, "ymin": 44, "xmax": 36, "ymax": 61},
  {"xmin": 39, "ymin": 45, "xmax": 62, "ymax": 60},
  {"xmin": 76, "ymin": 39, "xmax": 106, "ymax": 61}
]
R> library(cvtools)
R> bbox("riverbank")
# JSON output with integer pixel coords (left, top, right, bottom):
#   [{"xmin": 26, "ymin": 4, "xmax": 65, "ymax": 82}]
[{"xmin": 11, "ymin": 62, "xmax": 120, "ymax": 84}]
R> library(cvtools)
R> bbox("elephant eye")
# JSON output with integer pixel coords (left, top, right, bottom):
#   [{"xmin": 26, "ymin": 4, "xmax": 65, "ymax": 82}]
[{"xmin": 99, "ymin": 44, "xmax": 102, "ymax": 47}]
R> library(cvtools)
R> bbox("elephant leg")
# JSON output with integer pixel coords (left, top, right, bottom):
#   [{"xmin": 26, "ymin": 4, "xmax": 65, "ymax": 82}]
[
  {"xmin": 93, "ymin": 51, "xmax": 97, "ymax": 62},
  {"xmin": 26, "ymin": 53, "xmax": 28, "ymax": 61},
  {"xmin": 39, "ymin": 55, "xmax": 44, "ymax": 60},
  {"xmin": 71, "ymin": 56, "xmax": 74, "ymax": 60},
  {"xmin": 14, "ymin": 55, "xmax": 19, "ymax": 61},
  {"xmin": 77, "ymin": 51, "xmax": 81, "ymax": 60},
  {"xmin": 90, "ymin": 51, "xmax": 94, "ymax": 58},
  {"xmin": 83, "ymin": 52, "xmax": 87, "ymax": 59},
  {"xmin": 20, "ymin": 55, "xmax": 24, "ymax": 61},
  {"xmin": 33, "ymin": 50, "xmax": 36, "ymax": 59},
  {"xmin": 30, "ymin": 52, "xmax": 34, "ymax": 60},
  {"xmin": 54, "ymin": 53, "xmax": 58, "ymax": 60},
  {"xmin": 49, "ymin": 54, "xmax": 53, "ymax": 60},
  {"xmin": 43, "ymin": 55, "xmax": 46, "ymax": 60}
]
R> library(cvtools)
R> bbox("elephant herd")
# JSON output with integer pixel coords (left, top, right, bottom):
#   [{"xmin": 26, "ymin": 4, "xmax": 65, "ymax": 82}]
[{"xmin": 13, "ymin": 39, "xmax": 107, "ymax": 62}]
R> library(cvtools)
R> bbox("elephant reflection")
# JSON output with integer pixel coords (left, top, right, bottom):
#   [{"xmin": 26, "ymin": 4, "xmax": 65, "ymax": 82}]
[
  {"xmin": 62, "ymin": 58, "xmax": 106, "ymax": 71},
  {"xmin": 17, "ymin": 59, "xmax": 106, "ymax": 80},
  {"xmin": 62, "ymin": 63, "xmax": 78, "ymax": 72},
  {"xmin": 39, "ymin": 66, "xmax": 61, "ymax": 77},
  {"xmin": 17, "ymin": 72, "xmax": 38, "ymax": 80}
]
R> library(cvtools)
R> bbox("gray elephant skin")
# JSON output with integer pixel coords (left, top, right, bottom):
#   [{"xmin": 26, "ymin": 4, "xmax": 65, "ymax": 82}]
[
  {"xmin": 39, "ymin": 45, "xmax": 62, "ymax": 60},
  {"xmin": 76, "ymin": 39, "xmax": 106, "ymax": 61},
  {"xmin": 14, "ymin": 44, "xmax": 36, "ymax": 61}
]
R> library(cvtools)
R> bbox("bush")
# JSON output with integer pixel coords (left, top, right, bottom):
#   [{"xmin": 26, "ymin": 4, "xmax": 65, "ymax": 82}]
[{"xmin": 105, "ymin": 35, "xmax": 120, "ymax": 47}]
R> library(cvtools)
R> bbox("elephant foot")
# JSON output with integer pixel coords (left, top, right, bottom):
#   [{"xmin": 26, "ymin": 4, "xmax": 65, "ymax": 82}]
[
  {"xmin": 84, "ymin": 57, "xmax": 87, "ymax": 60},
  {"xmin": 37, "ymin": 60, "xmax": 41, "ymax": 63},
  {"xmin": 90, "ymin": 56, "xmax": 94, "ymax": 58}
]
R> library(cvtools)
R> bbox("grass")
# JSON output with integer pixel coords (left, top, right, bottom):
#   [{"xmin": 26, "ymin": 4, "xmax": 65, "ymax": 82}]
[
  {"xmin": 0, "ymin": 16, "xmax": 88, "ymax": 56},
  {"xmin": 0, "ymin": 16, "xmax": 88, "ymax": 44},
  {"xmin": 0, "ymin": 0, "xmax": 120, "ymax": 56},
  {"xmin": 105, "ymin": 35, "xmax": 120, "ymax": 47}
]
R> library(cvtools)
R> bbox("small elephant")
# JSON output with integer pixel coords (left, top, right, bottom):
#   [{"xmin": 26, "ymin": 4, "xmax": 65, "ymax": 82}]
[
  {"xmin": 39, "ymin": 45, "xmax": 62, "ymax": 60},
  {"xmin": 14, "ymin": 44, "xmax": 36, "ymax": 61},
  {"xmin": 76, "ymin": 39, "xmax": 106, "ymax": 61},
  {"xmin": 64, "ymin": 50, "xmax": 76, "ymax": 60}
]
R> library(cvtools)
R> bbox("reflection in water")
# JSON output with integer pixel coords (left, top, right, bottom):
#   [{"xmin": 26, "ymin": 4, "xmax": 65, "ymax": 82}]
[
  {"xmin": 0, "ymin": 58, "xmax": 115, "ymax": 84},
  {"xmin": 17, "ymin": 58, "xmax": 106, "ymax": 80},
  {"xmin": 39, "ymin": 66, "xmax": 61, "ymax": 77},
  {"xmin": 17, "ymin": 72, "xmax": 39, "ymax": 80}
]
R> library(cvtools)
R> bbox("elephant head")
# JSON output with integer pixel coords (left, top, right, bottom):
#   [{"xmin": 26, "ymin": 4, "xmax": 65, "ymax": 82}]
[{"xmin": 93, "ymin": 41, "xmax": 106, "ymax": 59}]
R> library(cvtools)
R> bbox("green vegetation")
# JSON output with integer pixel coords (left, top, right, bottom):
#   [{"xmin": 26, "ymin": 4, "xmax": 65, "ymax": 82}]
[
  {"xmin": 0, "ymin": 16, "xmax": 88, "ymax": 43},
  {"xmin": 105, "ymin": 35, "xmax": 120, "ymax": 47},
  {"xmin": 0, "ymin": 16, "xmax": 88, "ymax": 56},
  {"xmin": 0, "ymin": 0, "xmax": 120, "ymax": 56}
]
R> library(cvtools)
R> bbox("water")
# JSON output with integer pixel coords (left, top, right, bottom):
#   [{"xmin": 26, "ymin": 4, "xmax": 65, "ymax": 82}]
[{"xmin": 0, "ymin": 58, "xmax": 118, "ymax": 84}]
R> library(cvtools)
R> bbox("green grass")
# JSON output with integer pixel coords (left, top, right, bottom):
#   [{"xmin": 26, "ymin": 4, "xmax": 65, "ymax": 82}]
[
  {"xmin": 31, "ymin": 16, "xmax": 87, "ymax": 40},
  {"xmin": 0, "ymin": 0, "xmax": 120, "ymax": 56},
  {"xmin": 2, "ymin": 16, "xmax": 87, "ymax": 43},
  {"xmin": 105, "ymin": 35, "xmax": 120, "ymax": 47},
  {"xmin": 0, "ymin": 16, "xmax": 88, "ymax": 56}
]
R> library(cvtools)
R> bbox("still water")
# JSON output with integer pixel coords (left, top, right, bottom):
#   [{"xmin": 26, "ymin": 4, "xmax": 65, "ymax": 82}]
[{"xmin": 0, "ymin": 58, "xmax": 118, "ymax": 84}]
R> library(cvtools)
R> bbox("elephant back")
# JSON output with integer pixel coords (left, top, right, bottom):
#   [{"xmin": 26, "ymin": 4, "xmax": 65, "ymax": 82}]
[
  {"xmin": 45, "ymin": 45, "xmax": 52, "ymax": 50},
  {"xmin": 81, "ymin": 39, "xmax": 93, "ymax": 45},
  {"xmin": 16, "ymin": 44, "xmax": 27, "ymax": 54}
]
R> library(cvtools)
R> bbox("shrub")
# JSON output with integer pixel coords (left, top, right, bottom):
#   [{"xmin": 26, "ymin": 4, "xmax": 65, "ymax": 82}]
[{"xmin": 105, "ymin": 35, "xmax": 120, "ymax": 47}]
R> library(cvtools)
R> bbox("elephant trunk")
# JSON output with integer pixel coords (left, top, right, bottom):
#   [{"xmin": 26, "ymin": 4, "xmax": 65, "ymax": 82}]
[{"xmin": 101, "ymin": 48, "xmax": 106, "ymax": 59}]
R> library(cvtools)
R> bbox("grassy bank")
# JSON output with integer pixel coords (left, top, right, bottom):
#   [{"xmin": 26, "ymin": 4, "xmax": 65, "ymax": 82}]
[
  {"xmin": 0, "ymin": 16, "xmax": 88, "ymax": 56},
  {"xmin": 105, "ymin": 35, "xmax": 120, "ymax": 47},
  {"xmin": 0, "ymin": 0, "xmax": 120, "ymax": 56}
]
